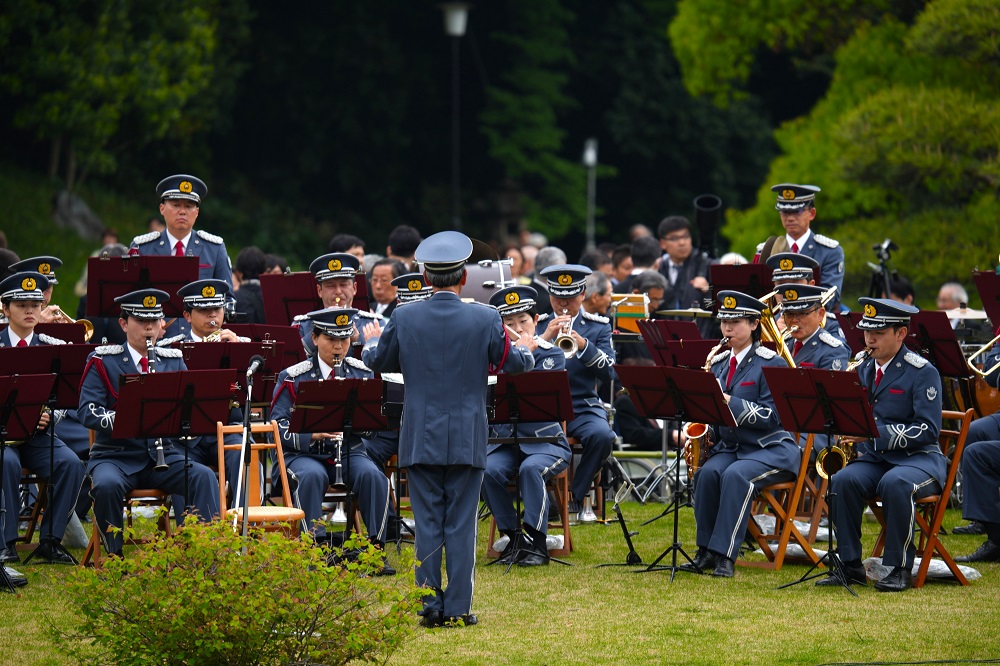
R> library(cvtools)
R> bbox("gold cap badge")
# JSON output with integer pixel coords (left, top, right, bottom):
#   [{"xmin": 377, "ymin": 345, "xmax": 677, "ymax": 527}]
[
  {"xmin": 143, "ymin": 296, "xmax": 158, "ymax": 308},
  {"xmin": 864, "ymin": 304, "xmax": 877, "ymax": 317},
  {"xmin": 328, "ymin": 259, "xmax": 342, "ymax": 272},
  {"xmin": 335, "ymin": 314, "xmax": 350, "ymax": 326},
  {"xmin": 21, "ymin": 277, "xmax": 36, "ymax": 291},
  {"xmin": 781, "ymin": 189, "xmax": 796, "ymax": 200},
  {"xmin": 179, "ymin": 181, "xmax": 193, "ymax": 193},
  {"xmin": 779, "ymin": 258, "xmax": 793, "ymax": 271},
  {"xmin": 505, "ymin": 292, "xmax": 520, "ymax": 305},
  {"xmin": 407, "ymin": 279, "xmax": 422, "ymax": 292},
  {"xmin": 38, "ymin": 263, "xmax": 51, "ymax": 275},
  {"xmin": 723, "ymin": 296, "xmax": 737, "ymax": 309},
  {"xmin": 557, "ymin": 274, "xmax": 572, "ymax": 286},
  {"xmin": 201, "ymin": 285, "xmax": 216, "ymax": 298}
]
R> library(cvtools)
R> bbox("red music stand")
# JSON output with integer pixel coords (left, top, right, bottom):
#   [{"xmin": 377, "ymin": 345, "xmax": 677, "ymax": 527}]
[
  {"xmin": 173, "ymin": 340, "xmax": 286, "ymax": 409},
  {"xmin": 710, "ymin": 263, "xmax": 777, "ymax": 302},
  {"xmin": 113, "ymin": 369, "xmax": 238, "ymax": 514},
  {"xmin": 260, "ymin": 272, "xmax": 322, "ymax": 327},
  {"xmin": 973, "ymin": 270, "xmax": 1000, "ymax": 330},
  {"xmin": 906, "ymin": 311, "xmax": 971, "ymax": 379},
  {"xmin": 763, "ymin": 366, "xmax": 879, "ymax": 595},
  {"xmin": 35, "ymin": 323, "xmax": 89, "ymax": 345},
  {"xmin": 835, "ymin": 312, "xmax": 866, "ymax": 356},
  {"xmin": 86, "ymin": 255, "xmax": 199, "ymax": 318},
  {"xmin": 637, "ymin": 319, "xmax": 710, "ymax": 367},
  {"xmin": 0, "ymin": 374, "xmax": 55, "ymax": 591},
  {"xmin": 225, "ymin": 323, "xmax": 307, "ymax": 368},
  {"xmin": 615, "ymin": 364, "xmax": 737, "ymax": 580}
]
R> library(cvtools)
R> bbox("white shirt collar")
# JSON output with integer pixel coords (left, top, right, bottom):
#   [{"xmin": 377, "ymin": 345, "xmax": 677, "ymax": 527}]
[
  {"xmin": 786, "ymin": 228, "xmax": 812, "ymax": 248},
  {"xmin": 127, "ymin": 343, "xmax": 147, "ymax": 371},
  {"xmin": 317, "ymin": 356, "xmax": 337, "ymax": 380},
  {"xmin": 166, "ymin": 230, "xmax": 193, "ymax": 254},
  {"xmin": 8, "ymin": 329, "xmax": 32, "ymax": 346},
  {"xmin": 733, "ymin": 345, "xmax": 752, "ymax": 366}
]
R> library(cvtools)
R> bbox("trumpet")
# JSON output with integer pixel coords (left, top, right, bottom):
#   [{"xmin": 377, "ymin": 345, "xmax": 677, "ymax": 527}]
[
  {"xmin": 966, "ymin": 331, "xmax": 1000, "ymax": 378},
  {"xmin": 203, "ymin": 320, "xmax": 222, "ymax": 342},
  {"xmin": 145, "ymin": 337, "xmax": 169, "ymax": 472},
  {"xmin": 48, "ymin": 305, "xmax": 95, "ymax": 342},
  {"xmin": 815, "ymin": 348, "xmax": 872, "ymax": 479},
  {"xmin": 555, "ymin": 309, "xmax": 578, "ymax": 358}
]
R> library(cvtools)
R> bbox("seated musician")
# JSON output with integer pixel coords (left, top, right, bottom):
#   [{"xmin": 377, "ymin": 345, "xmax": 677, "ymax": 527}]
[
  {"xmin": 816, "ymin": 298, "xmax": 945, "ymax": 591},
  {"xmin": 294, "ymin": 253, "xmax": 380, "ymax": 358},
  {"xmin": 766, "ymin": 252, "xmax": 845, "ymax": 339},
  {"xmin": 0, "ymin": 272, "xmax": 85, "ymax": 565},
  {"xmin": 680, "ymin": 290, "xmax": 800, "ymax": 578},
  {"xmin": 7, "ymin": 256, "xmax": 68, "ymax": 325},
  {"xmin": 483, "ymin": 285, "xmax": 570, "ymax": 566},
  {"xmin": 534, "ymin": 264, "xmax": 616, "ymax": 523},
  {"xmin": 78, "ymin": 289, "xmax": 220, "ymax": 557},
  {"xmin": 953, "ymin": 343, "xmax": 1000, "ymax": 536},
  {"xmin": 270, "ymin": 308, "xmax": 394, "ymax": 574}
]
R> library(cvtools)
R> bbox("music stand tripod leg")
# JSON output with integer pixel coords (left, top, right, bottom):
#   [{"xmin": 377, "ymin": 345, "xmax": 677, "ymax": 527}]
[{"xmin": 596, "ymin": 456, "xmax": 643, "ymax": 567}]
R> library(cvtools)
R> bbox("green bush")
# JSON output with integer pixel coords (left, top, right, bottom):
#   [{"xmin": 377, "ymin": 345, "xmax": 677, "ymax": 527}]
[{"xmin": 56, "ymin": 519, "xmax": 423, "ymax": 666}]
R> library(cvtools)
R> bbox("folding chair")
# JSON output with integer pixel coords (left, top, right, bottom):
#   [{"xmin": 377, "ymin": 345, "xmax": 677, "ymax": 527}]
[
  {"xmin": 486, "ymin": 467, "xmax": 572, "ymax": 559},
  {"xmin": 738, "ymin": 434, "xmax": 821, "ymax": 570},
  {"xmin": 866, "ymin": 408, "xmax": 973, "ymax": 588},
  {"xmin": 14, "ymin": 470, "xmax": 46, "ymax": 551}
]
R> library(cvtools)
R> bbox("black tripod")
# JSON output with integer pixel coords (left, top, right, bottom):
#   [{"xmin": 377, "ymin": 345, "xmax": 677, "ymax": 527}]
[{"xmin": 596, "ymin": 454, "xmax": 643, "ymax": 567}]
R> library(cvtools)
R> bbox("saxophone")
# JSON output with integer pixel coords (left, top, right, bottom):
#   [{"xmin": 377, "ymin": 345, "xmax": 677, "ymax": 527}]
[
  {"xmin": 815, "ymin": 348, "xmax": 871, "ymax": 479},
  {"xmin": 682, "ymin": 337, "xmax": 731, "ymax": 474}
]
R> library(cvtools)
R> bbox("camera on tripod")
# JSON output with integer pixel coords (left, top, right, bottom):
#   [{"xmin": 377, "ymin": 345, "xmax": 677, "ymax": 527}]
[{"xmin": 867, "ymin": 238, "xmax": 900, "ymax": 298}]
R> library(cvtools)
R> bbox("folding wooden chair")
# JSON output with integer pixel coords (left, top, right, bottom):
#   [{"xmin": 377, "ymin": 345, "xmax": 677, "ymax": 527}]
[
  {"xmin": 866, "ymin": 408, "xmax": 973, "ymax": 588},
  {"xmin": 14, "ymin": 469, "xmax": 46, "ymax": 552},
  {"xmin": 738, "ymin": 434, "xmax": 821, "ymax": 570},
  {"xmin": 218, "ymin": 420, "xmax": 305, "ymax": 536},
  {"xmin": 486, "ymin": 467, "xmax": 572, "ymax": 559}
]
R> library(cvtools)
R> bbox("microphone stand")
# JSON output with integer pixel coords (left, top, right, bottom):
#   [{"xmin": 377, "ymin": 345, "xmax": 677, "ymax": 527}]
[{"xmin": 234, "ymin": 363, "xmax": 257, "ymax": 553}]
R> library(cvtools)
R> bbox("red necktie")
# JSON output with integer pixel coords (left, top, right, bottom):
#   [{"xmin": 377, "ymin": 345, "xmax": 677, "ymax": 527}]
[
  {"xmin": 140, "ymin": 357, "xmax": 149, "ymax": 373},
  {"xmin": 16, "ymin": 339, "xmax": 27, "ymax": 348},
  {"xmin": 791, "ymin": 242, "xmax": 799, "ymax": 254},
  {"xmin": 174, "ymin": 240, "xmax": 184, "ymax": 257},
  {"xmin": 874, "ymin": 367, "xmax": 883, "ymax": 387},
  {"xmin": 792, "ymin": 340, "xmax": 803, "ymax": 356},
  {"xmin": 726, "ymin": 355, "xmax": 738, "ymax": 388}
]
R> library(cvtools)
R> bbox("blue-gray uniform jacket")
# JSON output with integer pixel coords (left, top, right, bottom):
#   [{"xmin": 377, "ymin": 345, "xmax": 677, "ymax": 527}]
[
  {"xmin": 791, "ymin": 327, "xmax": 850, "ymax": 372},
  {"xmin": 707, "ymin": 343, "xmax": 800, "ymax": 475},
  {"xmin": 366, "ymin": 292, "xmax": 535, "ymax": 468},
  {"xmin": 854, "ymin": 347, "xmax": 946, "ymax": 483},
  {"xmin": 269, "ymin": 355, "xmax": 391, "ymax": 541},
  {"xmin": 295, "ymin": 310, "xmax": 381, "ymax": 358},
  {"xmin": 0, "ymin": 329, "xmax": 84, "ymax": 545},
  {"xmin": 534, "ymin": 310, "xmax": 616, "ymax": 423},
  {"xmin": 129, "ymin": 229, "xmax": 233, "ymax": 286}
]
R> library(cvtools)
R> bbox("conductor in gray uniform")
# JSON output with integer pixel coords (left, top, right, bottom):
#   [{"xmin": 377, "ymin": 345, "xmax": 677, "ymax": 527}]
[{"xmin": 363, "ymin": 231, "xmax": 535, "ymax": 628}]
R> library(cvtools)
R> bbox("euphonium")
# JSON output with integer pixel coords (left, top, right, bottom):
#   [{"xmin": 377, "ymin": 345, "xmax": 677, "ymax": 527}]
[
  {"xmin": 145, "ymin": 337, "xmax": 169, "ymax": 472},
  {"xmin": 757, "ymin": 291, "xmax": 796, "ymax": 368},
  {"xmin": 555, "ymin": 309, "xmax": 578, "ymax": 358},
  {"xmin": 815, "ymin": 348, "xmax": 871, "ymax": 479},
  {"xmin": 50, "ymin": 305, "xmax": 95, "ymax": 342}
]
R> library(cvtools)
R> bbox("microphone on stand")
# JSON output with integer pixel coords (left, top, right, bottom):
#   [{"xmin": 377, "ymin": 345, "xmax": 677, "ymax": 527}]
[{"xmin": 246, "ymin": 355, "xmax": 265, "ymax": 379}]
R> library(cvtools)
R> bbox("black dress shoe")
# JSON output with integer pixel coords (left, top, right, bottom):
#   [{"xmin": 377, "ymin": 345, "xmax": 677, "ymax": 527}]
[
  {"xmin": 712, "ymin": 557, "xmax": 735, "ymax": 578},
  {"xmin": 444, "ymin": 614, "xmax": 478, "ymax": 627},
  {"xmin": 815, "ymin": 563, "xmax": 867, "ymax": 587},
  {"xmin": 679, "ymin": 548, "xmax": 718, "ymax": 574},
  {"xmin": 517, "ymin": 546, "xmax": 549, "ymax": 567},
  {"xmin": 31, "ymin": 539, "xmax": 76, "ymax": 565},
  {"xmin": 956, "ymin": 539, "xmax": 1000, "ymax": 563},
  {"xmin": 953, "ymin": 521, "xmax": 987, "ymax": 536},
  {"xmin": 874, "ymin": 566, "xmax": 912, "ymax": 592},
  {"xmin": 418, "ymin": 610, "xmax": 444, "ymax": 628},
  {"xmin": 0, "ymin": 546, "xmax": 20, "ymax": 565}
]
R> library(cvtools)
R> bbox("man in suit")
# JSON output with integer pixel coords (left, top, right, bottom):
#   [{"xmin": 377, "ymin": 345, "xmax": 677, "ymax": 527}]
[
  {"xmin": 483, "ymin": 285, "xmax": 570, "ymax": 567},
  {"xmin": 294, "ymin": 253, "xmax": 381, "ymax": 357},
  {"xmin": 816, "ymin": 298, "xmax": 945, "ymax": 591},
  {"xmin": 757, "ymin": 184, "xmax": 845, "ymax": 316},
  {"xmin": 78, "ymin": 289, "xmax": 220, "ymax": 557},
  {"xmin": 655, "ymin": 216, "xmax": 714, "ymax": 338},
  {"xmin": 767, "ymin": 252, "xmax": 844, "ymax": 339},
  {"xmin": 363, "ymin": 231, "xmax": 535, "ymax": 628},
  {"xmin": 535, "ymin": 264, "xmax": 616, "ymax": 523},
  {"xmin": 0, "ymin": 272, "xmax": 85, "ymax": 565},
  {"xmin": 270, "ymin": 308, "xmax": 394, "ymax": 573},
  {"xmin": 680, "ymin": 291, "xmax": 800, "ymax": 578}
]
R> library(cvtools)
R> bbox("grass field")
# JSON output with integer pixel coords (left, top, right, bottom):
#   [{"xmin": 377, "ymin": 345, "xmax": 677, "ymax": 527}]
[{"xmin": 2, "ymin": 502, "xmax": 997, "ymax": 666}]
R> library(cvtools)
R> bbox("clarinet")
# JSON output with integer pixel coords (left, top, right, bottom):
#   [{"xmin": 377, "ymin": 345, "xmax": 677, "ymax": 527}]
[{"xmin": 146, "ymin": 338, "xmax": 169, "ymax": 471}]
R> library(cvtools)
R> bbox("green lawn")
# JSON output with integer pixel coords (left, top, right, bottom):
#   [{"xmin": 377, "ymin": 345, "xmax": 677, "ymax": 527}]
[{"xmin": 2, "ymin": 502, "xmax": 997, "ymax": 666}]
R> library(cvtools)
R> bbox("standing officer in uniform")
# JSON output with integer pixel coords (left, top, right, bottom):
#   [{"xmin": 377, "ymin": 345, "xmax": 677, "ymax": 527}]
[
  {"xmin": 815, "ymin": 298, "xmax": 945, "ymax": 591},
  {"xmin": 535, "ymin": 264, "xmax": 616, "ymax": 522},
  {"xmin": 270, "ymin": 308, "xmax": 394, "ymax": 572},
  {"xmin": 767, "ymin": 252, "xmax": 844, "ymax": 339},
  {"xmin": 78, "ymin": 289, "xmax": 220, "ymax": 557},
  {"xmin": 363, "ymin": 231, "xmax": 535, "ymax": 628},
  {"xmin": 295, "ymin": 253, "xmax": 381, "ymax": 358},
  {"xmin": 483, "ymin": 285, "xmax": 570, "ymax": 567},
  {"xmin": 757, "ymin": 184, "xmax": 845, "ymax": 317},
  {"xmin": 0, "ymin": 272, "xmax": 84, "ymax": 564},
  {"xmin": 680, "ymin": 291, "xmax": 800, "ymax": 578}
]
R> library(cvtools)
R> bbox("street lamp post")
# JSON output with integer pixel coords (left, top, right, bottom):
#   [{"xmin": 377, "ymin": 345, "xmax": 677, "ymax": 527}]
[
  {"xmin": 440, "ymin": 3, "xmax": 469, "ymax": 231},
  {"xmin": 583, "ymin": 138, "xmax": 598, "ymax": 252}
]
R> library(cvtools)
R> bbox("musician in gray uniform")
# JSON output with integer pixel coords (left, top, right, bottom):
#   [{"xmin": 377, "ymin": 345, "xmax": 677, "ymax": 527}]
[
  {"xmin": 535, "ymin": 264, "xmax": 616, "ymax": 522},
  {"xmin": 294, "ymin": 253, "xmax": 381, "ymax": 358},
  {"xmin": 954, "ymin": 343, "xmax": 1000, "ymax": 536},
  {"xmin": 270, "ymin": 308, "xmax": 394, "ymax": 573},
  {"xmin": 363, "ymin": 231, "xmax": 535, "ymax": 628},
  {"xmin": 78, "ymin": 289, "xmax": 220, "ymax": 557},
  {"xmin": 757, "ymin": 184, "xmax": 845, "ymax": 315},
  {"xmin": 767, "ymin": 252, "xmax": 844, "ymax": 339},
  {"xmin": 680, "ymin": 290, "xmax": 799, "ymax": 578},
  {"xmin": 0, "ymin": 272, "xmax": 84, "ymax": 565},
  {"xmin": 816, "ymin": 298, "xmax": 945, "ymax": 591},
  {"xmin": 483, "ymin": 285, "xmax": 570, "ymax": 566}
]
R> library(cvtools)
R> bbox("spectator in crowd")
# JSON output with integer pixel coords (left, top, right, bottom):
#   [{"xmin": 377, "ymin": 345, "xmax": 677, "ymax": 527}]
[
  {"xmin": 369, "ymin": 258, "xmax": 406, "ymax": 318},
  {"xmin": 610, "ymin": 244, "xmax": 632, "ymax": 288},
  {"xmin": 579, "ymin": 249, "xmax": 612, "ymax": 279},
  {"xmin": 582, "ymin": 271, "xmax": 612, "ymax": 318},
  {"xmin": 629, "ymin": 224, "xmax": 653, "ymax": 240},
  {"xmin": 616, "ymin": 236, "xmax": 660, "ymax": 294},
  {"xmin": 233, "ymin": 246, "xmax": 267, "ymax": 324},
  {"xmin": 329, "ymin": 234, "xmax": 366, "ymax": 262},
  {"xmin": 521, "ymin": 245, "xmax": 538, "ymax": 278},
  {"xmin": 265, "ymin": 254, "xmax": 289, "ymax": 275},
  {"xmin": 386, "ymin": 225, "xmax": 423, "ymax": 270},
  {"xmin": 937, "ymin": 281, "xmax": 968, "ymax": 310}
]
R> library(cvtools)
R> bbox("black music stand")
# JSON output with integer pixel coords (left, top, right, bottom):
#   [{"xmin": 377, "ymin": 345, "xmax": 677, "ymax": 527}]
[
  {"xmin": 0, "ymin": 345, "xmax": 95, "ymax": 565},
  {"xmin": 616, "ymin": 365, "xmax": 736, "ymax": 580},
  {"xmin": 290, "ymin": 377, "xmax": 389, "ymax": 543},
  {"xmin": 174, "ymin": 340, "xmax": 286, "ymax": 411},
  {"xmin": 763, "ymin": 366, "xmax": 879, "ymax": 595},
  {"xmin": 86, "ymin": 255, "xmax": 198, "ymax": 319},
  {"xmin": 0, "ymin": 374, "xmax": 55, "ymax": 591},
  {"xmin": 113, "ymin": 369, "xmax": 238, "ymax": 516},
  {"xmin": 487, "ymin": 371, "xmax": 574, "ymax": 571}
]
